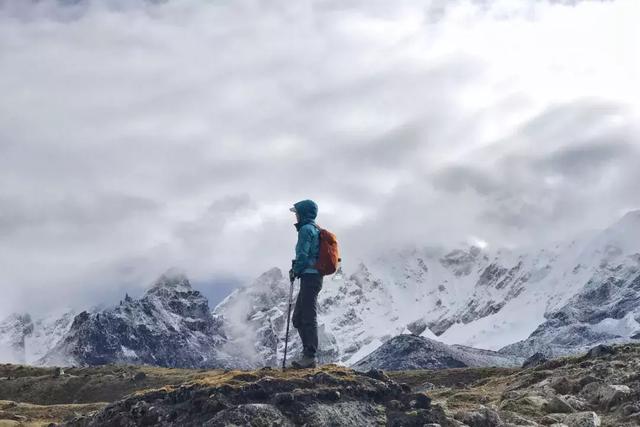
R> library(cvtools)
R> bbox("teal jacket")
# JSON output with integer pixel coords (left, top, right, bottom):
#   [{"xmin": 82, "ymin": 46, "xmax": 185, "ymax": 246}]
[{"xmin": 293, "ymin": 199, "xmax": 320, "ymax": 276}]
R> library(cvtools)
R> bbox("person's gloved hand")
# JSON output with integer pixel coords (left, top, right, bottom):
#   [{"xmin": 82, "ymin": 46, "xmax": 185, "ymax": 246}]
[{"xmin": 288, "ymin": 268, "xmax": 296, "ymax": 282}]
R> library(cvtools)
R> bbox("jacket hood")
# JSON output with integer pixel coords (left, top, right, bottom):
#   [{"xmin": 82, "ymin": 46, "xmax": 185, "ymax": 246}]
[{"xmin": 293, "ymin": 199, "xmax": 318, "ymax": 226}]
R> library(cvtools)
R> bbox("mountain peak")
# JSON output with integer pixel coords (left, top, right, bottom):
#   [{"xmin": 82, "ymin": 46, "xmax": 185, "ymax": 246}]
[
  {"xmin": 593, "ymin": 209, "xmax": 640, "ymax": 254},
  {"xmin": 256, "ymin": 267, "xmax": 283, "ymax": 282},
  {"xmin": 616, "ymin": 209, "xmax": 640, "ymax": 227},
  {"xmin": 147, "ymin": 269, "xmax": 192, "ymax": 294}
]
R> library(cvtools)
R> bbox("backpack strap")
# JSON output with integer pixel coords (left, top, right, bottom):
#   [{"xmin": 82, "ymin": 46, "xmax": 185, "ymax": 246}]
[{"xmin": 312, "ymin": 223, "xmax": 322, "ymax": 239}]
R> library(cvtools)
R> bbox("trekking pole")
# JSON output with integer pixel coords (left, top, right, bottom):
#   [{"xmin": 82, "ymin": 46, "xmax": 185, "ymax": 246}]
[{"xmin": 282, "ymin": 260, "xmax": 296, "ymax": 370}]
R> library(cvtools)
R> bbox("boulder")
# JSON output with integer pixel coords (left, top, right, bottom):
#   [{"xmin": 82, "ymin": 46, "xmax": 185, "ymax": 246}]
[
  {"xmin": 584, "ymin": 345, "xmax": 615, "ymax": 359},
  {"xmin": 579, "ymin": 383, "xmax": 631, "ymax": 409},
  {"xmin": 543, "ymin": 396, "xmax": 575, "ymax": 414},
  {"xmin": 300, "ymin": 402, "xmax": 386, "ymax": 426},
  {"xmin": 498, "ymin": 410, "xmax": 539, "ymax": 426},
  {"xmin": 522, "ymin": 353, "xmax": 548, "ymax": 369},
  {"xmin": 562, "ymin": 396, "xmax": 591, "ymax": 412},
  {"xmin": 548, "ymin": 377, "xmax": 573, "ymax": 395},
  {"xmin": 562, "ymin": 411, "xmax": 601, "ymax": 427},
  {"xmin": 577, "ymin": 376, "xmax": 599, "ymax": 390},
  {"xmin": 455, "ymin": 406, "xmax": 503, "ymax": 427},
  {"xmin": 620, "ymin": 402, "xmax": 640, "ymax": 416},
  {"xmin": 133, "ymin": 372, "xmax": 147, "ymax": 382},
  {"xmin": 416, "ymin": 382, "xmax": 436, "ymax": 392},
  {"xmin": 204, "ymin": 403, "xmax": 291, "ymax": 427},
  {"xmin": 410, "ymin": 392, "xmax": 431, "ymax": 409}
]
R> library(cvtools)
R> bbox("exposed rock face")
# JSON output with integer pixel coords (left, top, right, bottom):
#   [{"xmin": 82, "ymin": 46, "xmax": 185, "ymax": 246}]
[
  {"xmin": 214, "ymin": 212, "xmax": 640, "ymax": 368},
  {"xmin": 60, "ymin": 366, "xmax": 460, "ymax": 427},
  {"xmin": 4, "ymin": 211, "xmax": 640, "ymax": 371},
  {"xmin": 585, "ymin": 344, "xmax": 616, "ymax": 359},
  {"xmin": 522, "ymin": 352, "xmax": 548, "ymax": 369},
  {"xmin": 213, "ymin": 244, "xmax": 556, "ymax": 369},
  {"xmin": 352, "ymin": 334, "xmax": 522, "ymax": 371},
  {"xmin": 41, "ymin": 271, "xmax": 241, "ymax": 368},
  {"xmin": 500, "ymin": 269, "xmax": 640, "ymax": 359},
  {"xmin": 501, "ymin": 211, "xmax": 640, "ymax": 359}
]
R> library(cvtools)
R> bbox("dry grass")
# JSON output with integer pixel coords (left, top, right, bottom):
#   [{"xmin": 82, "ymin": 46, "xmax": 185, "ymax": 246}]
[
  {"xmin": 2, "ymin": 344, "xmax": 639, "ymax": 426},
  {"xmin": 0, "ymin": 400, "xmax": 106, "ymax": 426}
]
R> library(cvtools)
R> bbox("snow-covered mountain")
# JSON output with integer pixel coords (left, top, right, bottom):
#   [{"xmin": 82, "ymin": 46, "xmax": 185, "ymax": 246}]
[
  {"xmin": 212, "ymin": 242, "xmax": 573, "ymax": 367},
  {"xmin": 215, "ymin": 210, "xmax": 640, "ymax": 366},
  {"xmin": 0, "ymin": 312, "xmax": 76, "ymax": 365},
  {"xmin": 24, "ymin": 311, "xmax": 77, "ymax": 364},
  {"xmin": 0, "ymin": 314, "xmax": 33, "ymax": 364},
  {"xmin": 1, "ymin": 210, "xmax": 640, "ymax": 369},
  {"xmin": 352, "ymin": 334, "xmax": 522, "ymax": 371},
  {"xmin": 40, "ymin": 271, "xmax": 245, "ymax": 368},
  {"xmin": 500, "ymin": 210, "xmax": 640, "ymax": 358}
]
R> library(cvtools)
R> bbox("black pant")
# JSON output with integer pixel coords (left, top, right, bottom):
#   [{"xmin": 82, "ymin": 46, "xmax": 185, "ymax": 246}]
[{"xmin": 292, "ymin": 273, "xmax": 323, "ymax": 358}]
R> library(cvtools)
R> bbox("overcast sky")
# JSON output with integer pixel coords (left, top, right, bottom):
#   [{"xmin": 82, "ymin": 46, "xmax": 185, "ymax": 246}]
[{"xmin": 0, "ymin": 0, "xmax": 639, "ymax": 317}]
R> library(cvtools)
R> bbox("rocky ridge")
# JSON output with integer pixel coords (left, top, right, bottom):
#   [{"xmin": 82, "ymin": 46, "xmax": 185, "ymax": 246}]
[
  {"xmin": 0, "ymin": 343, "xmax": 638, "ymax": 426},
  {"xmin": 52, "ymin": 343, "xmax": 640, "ymax": 427},
  {"xmin": 60, "ymin": 365, "xmax": 458, "ymax": 427},
  {"xmin": 40, "ymin": 271, "xmax": 244, "ymax": 369},
  {"xmin": 353, "ymin": 335, "xmax": 523, "ymax": 371}
]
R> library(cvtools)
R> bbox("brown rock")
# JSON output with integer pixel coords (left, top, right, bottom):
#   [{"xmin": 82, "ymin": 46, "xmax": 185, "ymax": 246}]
[{"xmin": 543, "ymin": 396, "xmax": 576, "ymax": 414}]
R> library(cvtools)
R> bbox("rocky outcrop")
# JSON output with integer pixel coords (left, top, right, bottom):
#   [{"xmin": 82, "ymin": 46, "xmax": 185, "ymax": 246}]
[
  {"xmin": 41, "ymin": 271, "xmax": 242, "ymax": 369},
  {"xmin": 352, "ymin": 334, "xmax": 522, "ymax": 371},
  {"xmin": 60, "ymin": 366, "xmax": 461, "ymax": 427},
  {"xmin": 493, "ymin": 344, "xmax": 640, "ymax": 427},
  {"xmin": 1, "ymin": 343, "xmax": 639, "ymax": 426},
  {"xmin": 522, "ymin": 352, "xmax": 548, "ymax": 369}
]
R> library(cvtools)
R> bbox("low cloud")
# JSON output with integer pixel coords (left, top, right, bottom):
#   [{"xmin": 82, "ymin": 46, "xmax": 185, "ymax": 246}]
[{"xmin": 0, "ymin": 0, "xmax": 638, "ymax": 316}]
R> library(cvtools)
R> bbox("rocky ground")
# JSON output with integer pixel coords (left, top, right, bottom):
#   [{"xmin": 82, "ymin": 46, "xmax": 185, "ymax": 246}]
[
  {"xmin": 394, "ymin": 343, "xmax": 640, "ymax": 427},
  {"xmin": 0, "ymin": 343, "xmax": 638, "ymax": 426}
]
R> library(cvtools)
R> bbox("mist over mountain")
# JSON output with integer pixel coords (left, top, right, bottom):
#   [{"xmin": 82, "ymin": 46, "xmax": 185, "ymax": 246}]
[
  {"xmin": 1, "ymin": 0, "xmax": 639, "ymax": 320},
  {"xmin": 2, "ymin": 211, "xmax": 640, "ymax": 371}
]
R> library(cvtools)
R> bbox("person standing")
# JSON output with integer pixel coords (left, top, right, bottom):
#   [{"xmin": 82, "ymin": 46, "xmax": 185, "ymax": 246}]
[{"xmin": 288, "ymin": 199, "xmax": 323, "ymax": 369}]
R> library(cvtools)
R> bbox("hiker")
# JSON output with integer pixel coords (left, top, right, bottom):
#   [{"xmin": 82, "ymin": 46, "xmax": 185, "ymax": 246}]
[{"xmin": 288, "ymin": 199, "xmax": 323, "ymax": 369}]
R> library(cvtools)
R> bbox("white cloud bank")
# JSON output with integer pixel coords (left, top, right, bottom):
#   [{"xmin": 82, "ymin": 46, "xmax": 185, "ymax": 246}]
[{"xmin": 0, "ymin": 0, "xmax": 639, "ymax": 316}]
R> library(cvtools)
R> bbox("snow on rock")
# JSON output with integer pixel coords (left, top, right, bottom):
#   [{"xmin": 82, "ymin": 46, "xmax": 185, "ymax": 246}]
[
  {"xmin": 500, "ymin": 211, "xmax": 640, "ymax": 358},
  {"xmin": 352, "ymin": 334, "xmax": 522, "ymax": 371},
  {"xmin": 40, "ymin": 270, "xmax": 244, "ymax": 368},
  {"xmin": 3, "ymin": 210, "xmax": 640, "ymax": 369},
  {"xmin": 24, "ymin": 311, "xmax": 76, "ymax": 364},
  {"xmin": 0, "ymin": 313, "xmax": 33, "ymax": 364},
  {"xmin": 216, "ymin": 210, "xmax": 640, "ymax": 368},
  {"xmin": 0, "ymin": 311, "xmax": 76, "ymax": 365}
]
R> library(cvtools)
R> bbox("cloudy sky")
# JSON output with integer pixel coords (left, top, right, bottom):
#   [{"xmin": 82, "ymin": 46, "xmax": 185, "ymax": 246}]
[{"xmin": 0, "ymin": 0, "xmax": 639, "ymax": 316}]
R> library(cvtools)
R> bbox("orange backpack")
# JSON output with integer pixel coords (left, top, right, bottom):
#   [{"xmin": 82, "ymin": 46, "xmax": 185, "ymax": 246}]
[{"xmin": 314, "ymin": 225, "xmax": 340, "ymax": 276}]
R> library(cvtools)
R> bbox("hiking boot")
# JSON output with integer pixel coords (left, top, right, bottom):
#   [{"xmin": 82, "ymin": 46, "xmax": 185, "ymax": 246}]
[{"xmin": 291, "ymin": 355, "xmax": 316, "ymax": 369}]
